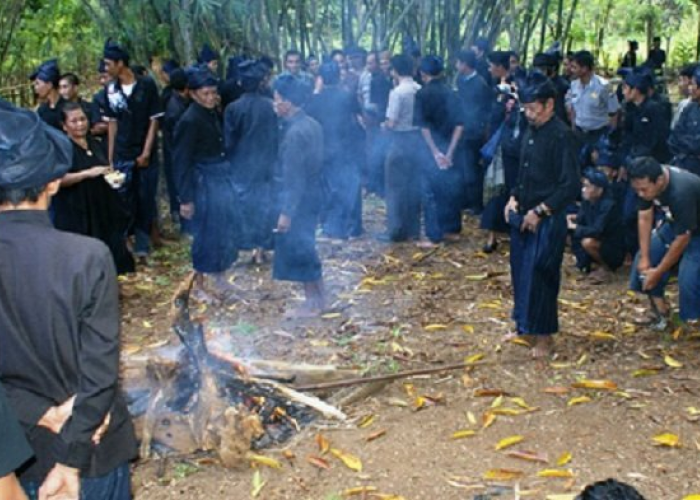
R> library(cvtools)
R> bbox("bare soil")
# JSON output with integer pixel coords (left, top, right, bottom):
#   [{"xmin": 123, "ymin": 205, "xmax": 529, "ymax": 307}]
[{"xmin": 120, "ymin": 198, "xmax": 700, "ymax": 500}]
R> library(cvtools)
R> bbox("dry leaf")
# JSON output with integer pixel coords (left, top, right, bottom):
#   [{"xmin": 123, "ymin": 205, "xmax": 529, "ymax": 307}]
[
  {"xmin": 282, "ymin": 450, "xmax": 295, "ymax": 461},
  {"xmin": 322, "ymin": 312, "xmax": 342, "ymax": 319},
  {"xmin": 567, "ymin": 396, "xmax": 592, "ymax": 407},
  {"xmin": 475, "ymin": 389, "xmax": 507, "ymax": 397},
  {"xmin": 452, "ymin": 429, "xmax": 477, "ymax": 440},
  {"xmin": 506, "ymin": 450, "xmax": 549, "ymax": 464},
  {"xmin": 330, "ymin": 449, "xmax": 363, "ymax": 472},
  {"xmin": 682, "ymin": 496, "xmax": 700, "ymax": 500},
  {"xmin": 491, "ymin": 408, "xmax": 529, "ymax": 416},
  {"xmin": 509, "ymin": 337, "xmax": 531, "ymax": 347},
  {"xmin": 633, "ymin": 368, "xmax": 661, "ymax": 377},
  {"xmin": 546, "ymin": 495, "xmax": 576, "ymax": 500},
  {"xmin": 466, "ymin": 411, "xmax": 477, "ymax": 426},
  {"xmin": 247, "ymin": 453, "xmax": 282, "ymax": 469},
  {"xmin": 316, "ymin": 433, "xmax": 330, "ymax": 454},
  {"xmin": 462, "ymin": 325, "xmax": 475, "ymax": 334},
  {"xmin": 307, "ymin": 456, "xmax": 331, "ymax": 470},
  {"xmin": 465, "ymin": 353, "xmax": 484, "ymax": 365},
  {"xmin": 491, "ymin": 395, "xmax": 504, "ymax": 408},
  {"xmin": 358, "ymin": 415, "xmax": 376, "ymax": 428},
  {"xmin": 652, "ymin": 433, "xmax": 681, "ymax": 448},
  {"xmin": 251, "ymin": 470, "xmax": 266, "ymax": 497},
  {"xmin": 483, "ymin": 469, "xmax": 524, "ymax": 481},
  {"xmin": 590, "ymin": 331, "xmax": 616, "ymax": 341},
  {"xmin": 366, "ymin": 429, "xmax": 387, "ymax": 442},
  {"xmin": 482, "ymin": 412, "xmax": 497, "ymax": 429},
  {"xmin": 465, "ymin": 273, "xmax": 489, "ymax": 281},
  {"xmin": 424, "ymin": 324, "xmax": 448, "ymax": 331},
  {"xmin": 510, "ymin": 397, "xmax": 530, "ymax": 409},
  {"xmin": 495, "ymin": 435, "xmax": 525, "ymax": 450},
  {"xmin": 556, "ymin": 452, "xmax": 573, "ymax": 466},
  {"xmin": 673, "ymin": 327, "xmax": 683, "ymax": 340},
  {"xmin": 343, "ymin": 486, "xmax": 378, "ymax": 496},
  {"xmin": 664, "ymin": 355, "xmax": 683, "ymax": 368},
  {"xmin": 571, "ymin": 379, "xmax": 618, "ymax": 391},
  {"xmin": 537, "ymin": 469, "xmax": 575, "ymax": 478},
  {"xmin": 543, "ymin": 386, "xmax": 570, "ymax": 395}
]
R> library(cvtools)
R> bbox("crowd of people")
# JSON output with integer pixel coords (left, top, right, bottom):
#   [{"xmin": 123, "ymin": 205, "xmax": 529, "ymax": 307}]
[{"xmin": 0, "ymin": 31, "xmax": 698, "ymax": 499}]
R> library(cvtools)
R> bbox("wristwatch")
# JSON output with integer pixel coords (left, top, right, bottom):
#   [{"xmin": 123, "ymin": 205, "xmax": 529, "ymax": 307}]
[{"xmin": 534, "ymin": 205, "xmax": 548, "ymax": 218}]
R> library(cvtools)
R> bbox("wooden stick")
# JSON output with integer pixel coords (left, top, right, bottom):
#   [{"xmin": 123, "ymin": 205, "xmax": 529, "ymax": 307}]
[{"xmin": 294, "ymin": 361, "xmax": 472, "ymax": 392}]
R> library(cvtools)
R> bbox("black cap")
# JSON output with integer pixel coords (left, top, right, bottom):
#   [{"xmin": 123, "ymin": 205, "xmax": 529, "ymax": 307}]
[
  {"xmin": 103, "ymin": 39, "xmax": 129, "ymax": 62},
  {"xmin": 520, "ymin": 72, "xmax": 557, "ymax": 103},
  {"xmin": 533, "ymin": 52, "xmax": 558, "ymax": 68},
  {"xmin": 187, "ymin": 65, "xmax": 218, "ymax": 90},
  {"xmin": 488, "ymin": 50, "xmax": 511, "ymax": 68},
  {"xmin": 419, "ymin": 55, "xmax": 444, "ymax": 76},
  {"xmin": 0, "ymin": 99, "xmax": 72, "ymax": 190},
  {"xmin": 29, "ymin": 59, "xmax": 60, "ymax": 84},
  {"xmin": 273, "ymin": 74, "xmax": 312, "ymax": 107},
  {"xmin": 198, "ymin": 44, "xmax": 219, "ymax": 64}
]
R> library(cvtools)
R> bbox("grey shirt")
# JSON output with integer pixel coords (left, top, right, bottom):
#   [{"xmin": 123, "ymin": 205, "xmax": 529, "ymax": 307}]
[
  {"xmin": 386, "ymin": 78, "xmax": 421, "ymax": 132},
  {"xmin": 566, "ymin": 74, "xmax": 619, "ymax": 131}
]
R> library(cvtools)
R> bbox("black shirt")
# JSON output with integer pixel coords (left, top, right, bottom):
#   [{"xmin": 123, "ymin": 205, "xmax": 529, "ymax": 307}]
[
  {"xmin": 0, "ymin": 385, "xmax": 33, "ymax": 478},
  {"xmin": 37, "ymin": 97, "xmax": 67, "ymax": 130},
  {"xmin": 224, "ymin": 91, "xmax": 279, "ymax": 185},
  {"xmin": 647, "ymin": 48, "xmax": 666, "ymax": 70},
  {"xmin": 622, "ymin": 97, "xmax": 670, "ymax": 162},
  {"xmin": 669, "ymin": 101, "xmax": 700, "ymax": 157},
  {"xmin": 278, "ymin": 111, "xmax": 324, "ymax": 217},
  {"xmin": 307, "ymin": 86, "xmax": 360, "ymax": 158},
  {"xmin": 414, "ymin": 79, "xmax": 465, "ymax": 148},
  {"xmin": 456, "ymin": 72, "xmax": 492, "ymax": 141},
  {"xmin": 0, "ymin": 210, "xmax": 137, "ymax": 482},
  {"xmin": 575, "ymin": 193, "xmax": 623, "ymax": 242},
  {"xmin": 104, "ymin": 76, "xmax": 162, "ymax": 160},
  {"xmin": 90, "ymin": 89, "xmax": 109, "ymax": 128},
  {"xmin": 513, "ymin": 116, "xmax": 580, "ymax": 213},
  {"xmin": 638, "ymin": 166, "xmax": 700, "ymax": 237},
  {"xmin": 163, "ymin": 92, "xmax": 189, "ymax": 155},
  {"xmin": 173, "ymin": 102, "xmax": 227, "ymax": 204}
]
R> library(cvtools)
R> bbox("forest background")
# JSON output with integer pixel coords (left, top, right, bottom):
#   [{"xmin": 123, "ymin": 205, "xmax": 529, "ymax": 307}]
[{"xmin": 1, "ymin": 0, "xmax": 699, "ymax": 90}]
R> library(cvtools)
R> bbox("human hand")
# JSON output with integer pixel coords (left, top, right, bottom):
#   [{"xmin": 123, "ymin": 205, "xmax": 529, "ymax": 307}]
[
  {"xmin": 642, "ymin": 267, "xmax": 662, "ymax": 291},
  {"xmin": 38, "ymin": 464, "xmax": 79, "ymax": 500},
  {"xmin": 180, "ymin": 203, "xmax": 195, "ymax": 220},
  {"xmin": 521, "ymin": 210, "xmax": 541, "ymax": 232},
  {"xmin": 88, "ymin": 166, "xmax": 110, "ymax": 178},
  {"xmin": 637, "ymin": 255, "xmax": 651, "ymax": 274},
  {"xmin": 38, "ymin": 396, "xmax": 76, "ymax": 434},
  {"xmin": 504, "ymin": 198, "xmax": 519, "ymax": 223},
  {"xmin": 135, "ymin": 153, "xmax": 150, "ymax": 168}
]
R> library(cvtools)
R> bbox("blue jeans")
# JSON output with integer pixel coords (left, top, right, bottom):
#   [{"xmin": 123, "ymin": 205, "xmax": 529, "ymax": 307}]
[
  {"xmin": 629, "ymin": 224, "xmax": 700, "ymax": 321},
  {"xmin": 23, "ymin": 463, "xmax": 131, "ymax": 500}
]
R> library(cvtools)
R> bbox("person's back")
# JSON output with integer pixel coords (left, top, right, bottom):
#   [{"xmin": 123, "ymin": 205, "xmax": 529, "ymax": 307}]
[{"xmin": 308, "ymin": 85, "xmax": 358, "ymax": 158}]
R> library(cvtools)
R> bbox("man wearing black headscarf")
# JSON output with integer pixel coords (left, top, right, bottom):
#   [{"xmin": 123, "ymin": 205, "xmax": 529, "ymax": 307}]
[
  {"xmin": 533, "ymin": 52, "xmax": 570, "ymax": 125},
  {"xmin": 29, "ymin": 59, "xmax": 66, "ymax": 130},
  {"xmin": 174, "ymin": 66, "xmax": 239, "ymax": 299},
  {"xmin": 272, "ymin": 75, "xmax": 325, "ymax": 317},
  {"xmin": 102, "ymin": 39, "xmax": 163, "ymax": 264},
  {"xmin": 198, "ymin": 44, "xmax": 220, "ymax": 74},
  {"xmin": 504, "ymin": 74, "xmax": 580, "ymax": 358},
  {"xmin": 90, "ymin": 60, "xmax": 111, "ymax": 137},
  {"xmin": 0, "ymin": 99, "xmax": 137, "ymax": 500},
  {"xmin": 224, "ymin": 60, "xmax": 279, "ymax": 263},
  {"xmin": 414, "ymin": 55, "xmax": 465, "ymax": 242},
  {"xmin": 307, "ymin": 61, "xmax": 363, "ymax": 240}
]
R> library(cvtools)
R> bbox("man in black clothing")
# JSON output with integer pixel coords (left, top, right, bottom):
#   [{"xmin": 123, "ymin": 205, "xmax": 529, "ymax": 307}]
[
  {"xmin": 103, "ymin": 40, "xmax": 163, "ymax": 262},
  {"xmin": 58, "ymin": 73, "xmax": 91, "ymax": 120},
  {"xmin": 224, "ymin": 60, "xmax": 279, "ymax": 262},
  {"xmin": 29, "ymin": 59, "xmax": 66, "ymax": 130},
  {"xmin": 272, "ymin": 75, "xmax": 325, "ymax": 317},
  {"xmin": 162, "ymin": 68, "xmax": 190, "ymax": 232},
  {"xmin": 0, "ymin": 99, "xmax": 136, "ymax": 500},
  {"xmin": 647, "ymin": 36, "xmax": 666, "ymax": 71},
  {"xmin": 620, "ymin": 71, "xmax": 670, "ymax": 163},
  {"xmin": 471, "ymin": 37, "xmax": 492, "ymax": 85},
  {"xmin": 415, "ymin": 55, "xmax": 465, "ymax": 241},
  {"xmin": 504, "ymin": 74, "xmax": 580, "ymax": 358},
  {"xmin": 90, "ymin": 60, "xmax": 111, "ymax": 137},
  {"xmin": 668, "ymin": 66, "xmax": 700, "ymax": 176},
  {"xmin": 533, "ymin": 52, "xmax": 570, "ymax": 125},
  {"xmin": 0, "ymin": 386, "xmax": 32, "ymax": 500},
  {"xmin": 456, "ymin": 50, "xmax": 492, "ymax": 213}
]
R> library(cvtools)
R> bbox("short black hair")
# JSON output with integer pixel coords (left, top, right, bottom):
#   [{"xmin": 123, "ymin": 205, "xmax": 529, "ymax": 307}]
[
  {"xmin": 169, "ymin": 68, "xmax": 188, "ymax": 91},
  {"xmin": 577, "ymin": 479, "xmax": 647, "ymax": 500},
  {"xmin": 330, "ymin": 49, "xmax": 345, "ymax": 59},
  {"xmin": 680, "ymin": 64, "xmax": 697, "ymax": 78},
  {"xmin": 627, "ymin": 156, "xmax": 664, "ymax": 183},
  {"xmin": 284, "ymin": 50, "xmax": 301, "ymax": 62},
  {"xmin": 274, "ymin": 74, "xmax": 311, "ymax": 107},
  {"xmin": 457, "ymin": 50, "xmax": 477, "ymax": 68},
  {"xmin": 60, "ymin": 73, "xmax": 81, "ymax": 86},
  {"xmin": 0, "ymin": 185, "xmax": 46, "ymax": 206},
  {"xmin": 60, "ymin": 101, "xmax": 87, "ymax": 123},
  {"xmin": 390, "ymin": 54, "xmax": 414, "ymax": 77},
  {"xmin": 131, "ymin": 64, "xmax": 148, "ymax": 76},
  {"xmin": 572, "ymin": 50, "xmax": 595, "ymax": 70}
]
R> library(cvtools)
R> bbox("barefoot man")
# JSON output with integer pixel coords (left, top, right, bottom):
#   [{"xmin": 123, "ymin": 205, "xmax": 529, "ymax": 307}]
[{"xmin": 504, "ymin": 74, "xmax": 580, "ymax": 357}]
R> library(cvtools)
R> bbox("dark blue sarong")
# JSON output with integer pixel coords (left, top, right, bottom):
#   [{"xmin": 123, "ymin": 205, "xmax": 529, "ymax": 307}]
[
  {"xmin": 191, "ymin": 161, "xmax": 240, "ymax": 274},
  {"xmin": 510, "ymin": 213, "xmax": 567, "ymax": 335},
  {"xmin": 236, "ymin": 181, "xmax": 275, "ymax": 251},
  {"xmin": 273, "ymin": 180, "xmax": 322, "ymax": 283}
]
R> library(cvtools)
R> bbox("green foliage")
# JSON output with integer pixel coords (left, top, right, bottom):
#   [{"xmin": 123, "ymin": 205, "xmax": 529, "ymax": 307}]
[{"xmin": 672, "ymin": 38, "xmax": 696, "ymax": 67}]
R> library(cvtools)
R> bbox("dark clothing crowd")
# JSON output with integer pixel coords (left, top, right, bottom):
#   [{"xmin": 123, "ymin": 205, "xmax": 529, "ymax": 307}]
[{"xmin": 0, "ymin": 31, "xmax": 697, "ymax": 500}]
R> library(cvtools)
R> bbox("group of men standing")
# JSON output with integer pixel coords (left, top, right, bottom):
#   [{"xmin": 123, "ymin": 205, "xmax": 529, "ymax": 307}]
[{"xmin": 3, "ymin": 31, "xmax": 700, "ymax": 500}]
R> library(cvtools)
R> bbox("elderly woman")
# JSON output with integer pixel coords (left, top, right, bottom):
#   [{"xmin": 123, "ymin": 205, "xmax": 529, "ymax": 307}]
[{"xmin": 53, "ymin": 102, "xmax": 134, "ymax": 274}]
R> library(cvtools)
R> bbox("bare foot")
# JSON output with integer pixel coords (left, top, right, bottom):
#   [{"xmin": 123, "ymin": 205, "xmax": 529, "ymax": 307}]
[
  {"xmin": 416, "ymin": 240, "xmax": 439, "ymax": 249},
  {"xmin": 501, "ymin": 331, "xmax": 519, "ymax": 342},
  {"xmin": 531, "ymin": 336, "xmax": 554, "ymax": 359}
]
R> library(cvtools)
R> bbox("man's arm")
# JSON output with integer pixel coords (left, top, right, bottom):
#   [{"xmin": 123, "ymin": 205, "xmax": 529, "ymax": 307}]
[
  {"xmin": 655, "ymin": 232, "xmax": 691, "ymax": 274},
  {"xmin": 637, "ymin": 207, "xmax": 654, "ymax": 270},
  {"xmin": 107, "ymin": 121, "xmax": 117, "ymax": 165},
  {"xmin": 137, "ymin": 119, "xmax": 159, "ymax": 167},
  {"xmin": 56, "ymin": 251, "xmax": 120, "ymax": 471},
  {"xmin": 0, "ymin": 474, "xmax": 28, "ymax": 500}
]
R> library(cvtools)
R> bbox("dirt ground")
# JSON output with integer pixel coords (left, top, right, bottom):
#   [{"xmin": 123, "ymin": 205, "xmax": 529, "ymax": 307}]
[{"xmin": 119, "ymin": 196, "xmax": 700, "ymax": 500}]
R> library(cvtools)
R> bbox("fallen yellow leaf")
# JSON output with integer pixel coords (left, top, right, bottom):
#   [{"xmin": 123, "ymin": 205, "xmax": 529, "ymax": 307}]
[
  {"xmin": 491, "ymin": 408, "xmax": 528, "ymax": 416},
  {"xmin": 452, "ymin": 429, "xmax": 477, "ymax": 440},
  {"xmin": 424, "ymin": 324, "xmax": 448, "ymax": 331},
  {"xmin": 482, "ymin": 412, "xmax": 497, "ymax": 429},
  {"xmin": 590, "ymin": 331, "xmax": 616, "ymax": 341},
  {"xmin": 510, "ymin": 397, "xmax": 530, "ymax": 409},
  {"xmin": 537, "ymin": 468, "xmax": 574, "ymax": 478},
  {"xmin": 495, "ymin": 435, "xmax": 525, "ymax": 450},
  {"xmin": 322, "ymin": 312, "xmax": 342, "ymax": 319},
  {"xmin": 633, "ymin": 368, "xmax": 661, "ymax": 377},
  {"xmin": 483, "ymin": 469, "xmax": 524, "ymax": 481},
  {"xmin": 358, "ymin": 415, "xmax": 376, "ymax": 428},
  {"xmin": 505, "ymin": 450, "xmax": 549, "ymax": 464},
  {"xmin": 330, "ymin": 449, "xmax": 363, "ymax": 472},
  {"xmin": 366, "ymin": 429, "xmax": 387, "ymax": 442},
  {"xmin": 491, "ymin": 395, "xmax": 504, "ymax": 408},
  {"xmin": 546, "ymin": 495, "xmax": 576, "ymax": 500},
  {"xmin": 664, "ymin": 355, "xmax": 683, "ymax": 368},
  {"xmin": 465, "ymin": 353, "xmax": 485, "ymax": 364},
  {"xmin": 509, "ymin": 337, "xmax": 531, "ymax": 347},
  {"xmin": 247, "ymin": 453, "xmax": 282, "ymax": 469},
  {"xmin": 307, "ymin": 456, "xmax": 331, "ymax": 469},
  {"xmin": 316, "ymin": 433, "xmax": 330, "ymax": 454},
  {"xmin": 682, "ymin": 495, "xmax": 700, "ymax": 500},
  {"xmin": 673, "ymin": 327, "xmax": 683, "ymax": 340},
  {"xmin": 556, "ymin": 452, "xmax": 573, "ymax": 466},
  {"xmin": 462, "ymin": 325, "xmax": 475, "ymax": 334},
  {"xmin": 571, "ymin": 379, "xmax": 618, "ymax": 391},
  {"xmin": 466, "ymin": 411, "xmax": 477, "ymax": 426},
  {"xmin": 343, "ymin": 486, "xmax": 378, "ymax": 496},
  {"xmin": 652, "ymin": 433, "xmax": 681, "ymax": 448},
  {"xmin": 567, "ymin": 396, "xmax": 592, "ymax": 407}
]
